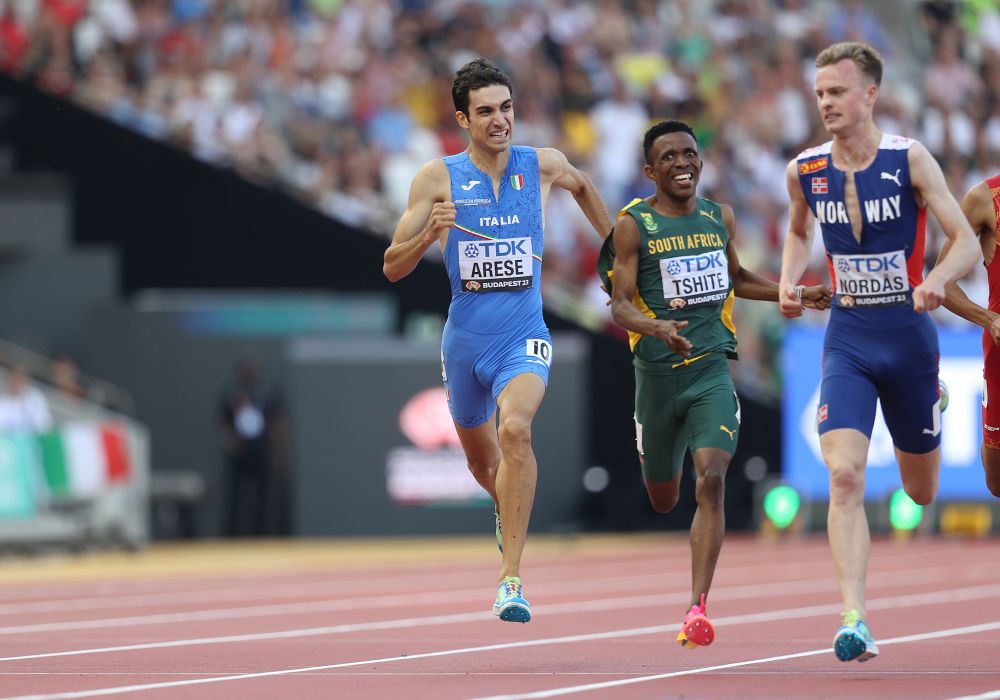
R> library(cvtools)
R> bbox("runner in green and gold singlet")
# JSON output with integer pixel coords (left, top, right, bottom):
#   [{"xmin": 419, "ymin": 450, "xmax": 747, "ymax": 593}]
[
  {"xmin": 619, "ymin": 196, "xmax": 736, "ymax": 367},
  {"xmin": 611, "ymin": 196, "xmax": 740, "ymax": 485},
  {"xmin": 598, "ymin": 120, "xmax": 831, "ymax": 651}
]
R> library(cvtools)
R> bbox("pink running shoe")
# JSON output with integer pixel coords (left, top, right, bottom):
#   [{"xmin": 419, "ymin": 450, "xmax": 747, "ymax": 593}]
[{"xmin": 676, "ymin": 593, "xmax": 715, "ymax": 648}]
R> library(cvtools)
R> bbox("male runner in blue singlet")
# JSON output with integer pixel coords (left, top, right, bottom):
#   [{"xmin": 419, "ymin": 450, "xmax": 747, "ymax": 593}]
[
  {"xmin": 383, "ymin": 58, "xmax": 612, "ymax": 622},
  {"xmin": 779, "ymin": 42, "xmax": 980, "ymax": 662}
]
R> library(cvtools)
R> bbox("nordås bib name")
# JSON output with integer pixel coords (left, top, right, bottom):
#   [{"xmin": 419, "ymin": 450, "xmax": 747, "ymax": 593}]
[{"xmin": 832, "ymin": 249, "xmax": 910, "ymax": 308}]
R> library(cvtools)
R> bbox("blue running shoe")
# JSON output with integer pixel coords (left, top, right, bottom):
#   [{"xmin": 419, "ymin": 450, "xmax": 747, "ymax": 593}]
[
  {"xmin": 493, "ymin": 576, "xmax": 531, "ymax": 623},
  {"xmin": 495, "ymin": 505, "xmax": 503, "ymax": 553},
  {"xmin": 834, "ymin": 609, "xmax": 879, "ymax": 662}
]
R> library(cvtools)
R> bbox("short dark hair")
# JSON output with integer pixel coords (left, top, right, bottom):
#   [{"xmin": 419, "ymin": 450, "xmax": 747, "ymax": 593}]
[
  {"xmin": 642, "ymin": 120, "xmax": 697, "ymax": 164},
  {"xmin": 816, "ymin": 42, "xmax": 883, "ymax": 87},
  {"xmin": 451, "ymin": 57, "xmax": 513, "ymax": 115}
]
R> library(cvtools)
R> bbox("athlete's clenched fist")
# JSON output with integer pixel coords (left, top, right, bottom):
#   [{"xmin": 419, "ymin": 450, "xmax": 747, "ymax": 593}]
[{"xmin": 424, "ymin": 202, "xmax": 457, "ymax": 244}]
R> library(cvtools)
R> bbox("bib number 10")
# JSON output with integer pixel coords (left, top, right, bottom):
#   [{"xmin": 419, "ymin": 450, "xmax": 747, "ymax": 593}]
[{"xmin": 526, "ymin": 339, "xmax": 552, "ymax": 366}]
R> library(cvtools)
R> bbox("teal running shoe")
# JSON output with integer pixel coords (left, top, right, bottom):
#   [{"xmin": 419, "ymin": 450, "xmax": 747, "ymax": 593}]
[
  {"xmin": 495, "ymin": 505, "xmax": 503, "ymax": 553},
  {"xmin": 493, "ymin": 576, "xmax": 531, "ymax": 623},
  {"xmin": 939, "ymin": 378, "xmax": 949, "ymax": 413},
  {"xmin": 834, "ymin": 609, "xmax": 879, "ymax": 662}
]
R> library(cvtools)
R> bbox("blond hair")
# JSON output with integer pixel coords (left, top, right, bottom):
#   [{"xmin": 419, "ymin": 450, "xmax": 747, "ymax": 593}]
[{"xmin": 816, "ymin": 42, "xmax": 883, "ymax": 87}]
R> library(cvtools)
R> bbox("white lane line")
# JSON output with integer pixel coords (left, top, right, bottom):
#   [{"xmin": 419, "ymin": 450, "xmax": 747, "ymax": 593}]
[
  {"xmin": 0, "ymin": 584, "xmax": 1000, "ymax": 662},
  {"xmin": 3, "ymin": 539, "xmax": 985, "ymax": 618},
  {"xmin": 472, "ymin": 621, "xmax": 1000, "ymax": 700},
  {"xmin": 949, "ymin": 692, "xmax": 1000, "ymax": 700},
  {"xmin": 0, "ymin": 563, "xmax": 785, "ymax": 619},
  {"xmin": 0, "ymin": 553, "xmax": 841, "ymax": 616},
  {"xmin": 1, "ymin": 567, "xmax": 993, "ymax": 655},
  {"xmin": 0, "ymin": 536, "xmax": 977, "ymax": 604},
  {"xmin": 0, "ymin": 625, "xmax": 674, "ymax": 700},
  {"xmin": 0, "ymin": 580, "xmax": 996, "ymax": 668},
  {"xmin": 0, "ymin": 540, "xmax": 963, "ymax": 612},
  {"xmin": 0, "ymin": 560, "xmax": 977, "ymax": 636},
  {"xmin": 3, "ymin": 618, "xmax": 999, "ymax": 700}
]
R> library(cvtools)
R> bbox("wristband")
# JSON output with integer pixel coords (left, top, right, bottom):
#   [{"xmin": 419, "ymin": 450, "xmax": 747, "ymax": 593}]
[{"xmin": 795, "ymin": 284, "xmax": 805, "ymax": 300}]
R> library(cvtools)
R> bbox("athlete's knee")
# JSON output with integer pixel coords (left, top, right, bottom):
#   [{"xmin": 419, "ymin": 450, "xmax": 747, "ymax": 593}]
[
  {"xmin": 647, "ymin": 483, "xmax": 679, "ymax": 513},
  {"xmin": 826, "ymin": 461, "xmax": 864, "ymax": 505},
  {"xmin": 983, "ymin": 447, "xmax": 1000, "ymax": 497},
  {"xmin": 986, "ymin": 471, "xmax": 1000, "ymax": 498},
  {"xmin": 902, "ymin": 480, "xmax": 936, "ymax": 506},
  {"xmin": 466, "ymin": 453, "xmax": 500, "ymax": 482},
  {"xmin": 498, "ymin": 414, "xmax": 532, "ymax": 458},
  {"xmin": 695, "ymin": 470, "xmax": 725, "ymax": 509},
  {"xmin": 986, "ymin": 461, "xmax": 1000, "ymax": 498}
]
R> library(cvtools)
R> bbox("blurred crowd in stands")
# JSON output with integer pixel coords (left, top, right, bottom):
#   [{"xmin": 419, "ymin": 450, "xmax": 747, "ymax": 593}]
[
  {"xmin": 0, "ymin": 347, "xmax": 127, "ymax": 432},
  {"xmin": 1, "ymin": 0, "xmax": 998, "ymax": 398}
]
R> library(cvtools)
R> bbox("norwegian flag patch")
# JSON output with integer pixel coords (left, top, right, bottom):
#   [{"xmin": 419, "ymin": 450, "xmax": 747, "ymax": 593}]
[{"xmin": 811, "ymin": 177, "xmax": 828, "ymax": 194}]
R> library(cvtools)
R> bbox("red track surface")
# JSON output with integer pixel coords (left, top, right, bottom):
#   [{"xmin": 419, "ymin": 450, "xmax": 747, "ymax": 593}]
[{"xmin": 1, "ymin": 534, "xmax": 999, "ymax": 699}]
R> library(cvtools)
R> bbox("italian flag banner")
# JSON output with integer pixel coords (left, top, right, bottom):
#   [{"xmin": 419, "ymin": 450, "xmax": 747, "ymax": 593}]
[{"xmin": 38, "ymin": 423, "xmax": 132, "ymax": 499}]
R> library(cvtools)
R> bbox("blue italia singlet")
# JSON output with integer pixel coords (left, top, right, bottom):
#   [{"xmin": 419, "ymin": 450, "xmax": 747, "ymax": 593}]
[
  {"xmin": 796, "ymin": 133, "xmax": 942, "ymax": 452},
  {"xmin": 439, "ymin": 145, "xmax": 552, "ymax": 428}
]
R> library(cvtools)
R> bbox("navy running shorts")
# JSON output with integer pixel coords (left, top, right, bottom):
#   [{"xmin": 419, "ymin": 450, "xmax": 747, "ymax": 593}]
[{"xmin": 816, "ymin": 313, "xmax": 941, "ymax": 454}]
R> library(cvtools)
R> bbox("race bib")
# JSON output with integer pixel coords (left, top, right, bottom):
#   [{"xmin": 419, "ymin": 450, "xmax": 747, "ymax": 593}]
[
  {"xmin": 459, "ymin": 237, "xmax": 533, "ymax": 292},
  {"xmin": 831, "ymin": 249, "xmax": 910, "ymax": 308},
  {"xmin": 526, "ymin": 338, "xmax": 552, "ymax": 367},
  {"xmin": 659, "ymin": 250, "xmax": 730, "ymax": 309}
]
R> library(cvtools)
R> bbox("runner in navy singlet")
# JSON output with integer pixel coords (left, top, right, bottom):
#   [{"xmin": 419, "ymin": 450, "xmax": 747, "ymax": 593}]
[
  {"xmin": 383, "ymin": 58, "xmax": 612, "ymax": 623},
  {"xmin": 778, "ymin": 42, "xmax": 980, "ymax": 664}
]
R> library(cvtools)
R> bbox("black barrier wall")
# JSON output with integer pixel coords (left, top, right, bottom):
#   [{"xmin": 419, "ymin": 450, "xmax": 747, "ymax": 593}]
[{"xmin": 288, "ymin": 335, "xmax": 588, "ymax": 536}]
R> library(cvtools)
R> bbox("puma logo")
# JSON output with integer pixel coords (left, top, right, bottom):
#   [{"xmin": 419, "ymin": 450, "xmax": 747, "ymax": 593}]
[
  {"xmin": 461, "ymin": 180, "xmax": 481, "ymax": 191},
  {"xmin": 719, "ymin": 425, "xmax": 736, "ymax": 440},
  {"xmin": 880, "ymin": 169, "xmax": 901, "ymax": 187},
  {"xmin": 699, "ymin": 209, "xmax": 718, "ymax": 224}
]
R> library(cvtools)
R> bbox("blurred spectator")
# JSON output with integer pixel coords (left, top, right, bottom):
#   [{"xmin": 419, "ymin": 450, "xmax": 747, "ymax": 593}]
[
  {"xmin": 924, "ymin": 27, "xmax": 983, "ymax": 116},
  {"xmin": 0, "ymin": 365, "xmax": 54, "ymax": 433},
  {"xmin": 588, "ymin": 73, "xmax": 649, "ymax": 211},
  {"xmin": 51, "ymin": 354, "xmax": 85, "ymax": 402},
  {"xmin": 0, "ymin": 3, "xmax": 30, "ymax": 73},
  {"xmin": 218, "ymin": 358, "xmax": 290, "ymax": 537},
  {"xmin": 920, "ymin": 0, "xmax": 959, "ymax": 48},
  {"xmin": 826, "ymin": 0, "xmax": 893, "ymax": 57}
]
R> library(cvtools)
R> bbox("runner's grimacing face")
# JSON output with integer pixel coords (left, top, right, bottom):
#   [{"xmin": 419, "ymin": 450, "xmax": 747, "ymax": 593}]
[
  {"xmin": 645, "ymin": 132, "xmax": 701, "ymax": 201},
  {"xmin": 814, "ymin": 59, "xmax": 876, "ymax": 135},
  {"xmin": 460, "ymin": 84, "xmax": 513, "ymax": 153}
]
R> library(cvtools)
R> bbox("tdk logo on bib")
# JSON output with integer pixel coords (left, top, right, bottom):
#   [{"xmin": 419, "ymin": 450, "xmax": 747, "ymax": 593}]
[
  {"xmin": 459, "ymin": 237, "xmax": 533, "ymax": 293},
  {"xmin": 660, "ymin": 250, "xmax": 730, "ymax": 309},
  {"xmin": 832, "ymin": 249, "xmax": 909, "ymax": 308},
  {"xmin": 836, "ymin": 252, "xmax": 902, "ymax": 274},
  {"xmin": 666, "ymin": 251, "xmax": 725, "ymax": 275}
]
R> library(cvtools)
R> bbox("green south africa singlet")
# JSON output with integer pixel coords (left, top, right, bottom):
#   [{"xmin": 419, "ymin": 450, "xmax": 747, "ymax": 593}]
[{"xmin": 599, "ymin": 197, "xmax": 737, "ymax": 368}]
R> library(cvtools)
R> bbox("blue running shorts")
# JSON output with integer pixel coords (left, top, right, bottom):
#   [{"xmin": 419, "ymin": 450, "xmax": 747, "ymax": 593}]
[
  {"xmin": 817, "ymin": 313, "xmax": 941, "ymax": 454},
  {"xmin": 441, "ymin": 320, "xmax": 552, "ymax": 428}
]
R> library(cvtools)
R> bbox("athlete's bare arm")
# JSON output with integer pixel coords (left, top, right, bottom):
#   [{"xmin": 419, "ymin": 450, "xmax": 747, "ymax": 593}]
[
  {"xmin": 537, "ymin": 147, "xmax": 612, "ymax": 240},
  {"xmin": 383, "ymin": 160, "xmax": 453, "ymax": 282},
  {"xmin": 909, "ymin": 142, "xmax": 982, "ymax": 311},
  {"xmin": 779, "ymin": 159, "xmax": 817, "ymax": 318},
  {"xmin": 722, "ymin": 204, "xmax": 831, "ymax": 308},
  {"xmin": 610, "ymin": 212, "xmax": 691, "ymax": 356},
  {"xmin": 938, "ymin": 182, "xmax": 1000, "ymax": 343}
]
